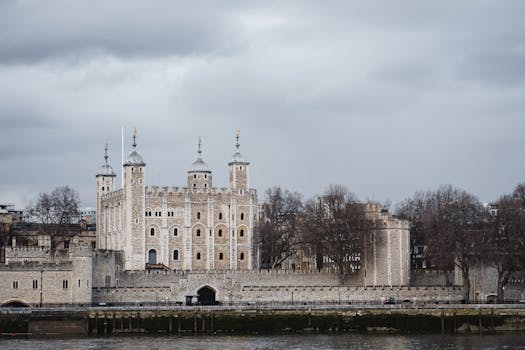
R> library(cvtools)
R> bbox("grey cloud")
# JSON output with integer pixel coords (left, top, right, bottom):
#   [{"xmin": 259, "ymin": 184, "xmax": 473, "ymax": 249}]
[
  {"xmin": 0, "ymin": 1, "xmax": 249, "ymax": 64},
  {"xmin": 1, "ymin": 1, "xmax": 525, "ymax": 210}
]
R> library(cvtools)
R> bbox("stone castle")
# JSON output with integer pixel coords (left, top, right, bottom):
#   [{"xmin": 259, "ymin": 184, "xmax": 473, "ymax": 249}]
[
  {"xmin": 3, "ymin": 131, "xmax": 519, "ymax": 306},
  {"xmin": 96, "ymin": 131, "xmax": 257, "ymax": 272}
]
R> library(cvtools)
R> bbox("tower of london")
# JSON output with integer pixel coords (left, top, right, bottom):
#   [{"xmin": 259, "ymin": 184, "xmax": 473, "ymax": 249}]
[{"xmin": 96, "ymin": 131, "xmax": 257, "ymax": 271}]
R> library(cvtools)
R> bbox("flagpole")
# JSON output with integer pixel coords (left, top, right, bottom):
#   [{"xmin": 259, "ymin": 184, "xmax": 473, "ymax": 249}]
[{"xmin": 121, "ymin": 127, "xmax": 124, "ymax": 189}]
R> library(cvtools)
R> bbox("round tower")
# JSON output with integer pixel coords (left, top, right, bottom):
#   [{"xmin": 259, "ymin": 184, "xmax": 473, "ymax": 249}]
[
  {"xmin": 187, "ymin": 137, "xmax": 212, "ymax": 189},
  {"xmin": 96, "ymin": 143, "xmax": 116, "ymax": 250},
  {"xmin": 123, "ymin": 129, "xmax": 146, "ymax": 270}
]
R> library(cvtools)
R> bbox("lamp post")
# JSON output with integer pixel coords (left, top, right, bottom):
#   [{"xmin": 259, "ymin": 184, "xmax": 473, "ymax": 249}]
[{"xmin": 39, "ymin": 270, "xmax": 43, "ymax": 307}]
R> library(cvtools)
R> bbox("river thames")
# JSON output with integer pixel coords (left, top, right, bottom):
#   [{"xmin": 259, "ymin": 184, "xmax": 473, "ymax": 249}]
[{"xmin": 1, "ymin": 334, "xmax": 525, "ymax": 350}]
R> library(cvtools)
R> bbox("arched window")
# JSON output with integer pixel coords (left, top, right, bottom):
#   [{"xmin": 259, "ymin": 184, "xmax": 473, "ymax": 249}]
[
  {"xmin": 196, "ymin": 229, "xmax": 201, "ymax": 237},
  {"xmin": 218, "ymin": 229, "xmax": 222, "ymax": 237},
  {"xmin": 148, "ymin": 249, "xmax": 157, "ymax": 264},
  {"xmin": 197, "ymin": 212, "xmax": 201, "ymax": 219},
  {"xmin": 150, "ymin": 228, "xmax": 155, "ymax": 236},
  {"xmin": 240, "ymin": 229, "xmax": 244, "ymax": 237},
  {"xmin": 240, "ymin": 252, "xmax": 244, "ymax": 260},
  {"xmin": 196, "ymin": 252, "xmax": 201, "ymax": 260},
  {"xmin": 219, "ymin": 252, "xmax": 223, "ymax": 260},
  {"xmin": 240, "ymin": 213, "xmax": 244, "ymax": 220},
  {"xmin": 173, "ymin": 249, "xmax": 179, "ymax": 260},
  {"xmin": 219, "ymin": 212, "xmax": 223, "ymax": 220},
  {"xmin": 173, "ymin": 228, "xmax": 178, "ymax": 236}
]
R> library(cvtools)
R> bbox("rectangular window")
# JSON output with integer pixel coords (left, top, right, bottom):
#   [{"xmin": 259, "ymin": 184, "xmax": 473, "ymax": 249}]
[
  {"xmin": 63, "ymin": 280, "xmax": 68, "ymax": 289},
  {"xmin": 13, "ymin": 281, "xmax": 18, "ymax": 289},
  {"xmin": 33, "ymin": 280, "xmax": 38, "ymax": 289}
]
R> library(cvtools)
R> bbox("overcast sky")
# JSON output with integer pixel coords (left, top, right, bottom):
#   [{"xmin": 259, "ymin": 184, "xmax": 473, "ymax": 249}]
[{"xmin": 1, "ymin": 1, "xmax": 524, "ymax": 209}]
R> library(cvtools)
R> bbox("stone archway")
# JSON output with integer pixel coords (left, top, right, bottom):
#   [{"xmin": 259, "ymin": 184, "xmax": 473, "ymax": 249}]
[
  {"xmin": 197, "ymin": 285, "xmax": 216, "ymax": 305},
  {"xmin": 1, "ymin": 299, "xmax": 30, "ymax": 307}
]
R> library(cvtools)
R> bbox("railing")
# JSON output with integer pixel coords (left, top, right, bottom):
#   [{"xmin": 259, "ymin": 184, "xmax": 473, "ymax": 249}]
[{"xmin": 3, "ymin": 300, "xmax": 525, "ymax": 315}]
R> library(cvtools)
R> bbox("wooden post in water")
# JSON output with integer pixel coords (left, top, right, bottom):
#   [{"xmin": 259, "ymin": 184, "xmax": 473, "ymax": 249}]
[
  {"xmin": 85, "ymin": 316, "xmax": 90, "ymax": 336},
  {"xmin": 94, "ymin": 315, "xmax": 98, "ymax": 336},
  {"xmin": 202, "ymin": 313, "xmax": 206, "ymax": 333},
  {"xmin": 453, "ymin": 311, "xmax": 456, "ymax": 334},
  {"xmin": 169, "ymin": 315, "xmax": 173, "ymax": 334},
  {"xmin": 210, "ymin": 313, "xmax": 214, "ymax": 333},
  {"xmin": 478, "ymin": 309, "xmax": 482, "ymax": 335},
  {"xmin": 441, "ymin": 311, "xmax": 445, "ymax": 334},
  {"xmin": 178, "ymin": 315, "xmax": 182, "ymax": 334},
  {"xmin": 194, "ymin": 314, "xmax": 198, "ymax": 334}
]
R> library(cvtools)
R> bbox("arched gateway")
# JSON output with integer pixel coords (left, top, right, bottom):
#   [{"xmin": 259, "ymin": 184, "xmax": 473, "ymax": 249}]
[
  {"xmin": 1, "ymin": 299, "xmax": 30, "ymax": 307},
  {"xmin": 197, "ymin": 286, "xmax": 216, "ymax": 305}
]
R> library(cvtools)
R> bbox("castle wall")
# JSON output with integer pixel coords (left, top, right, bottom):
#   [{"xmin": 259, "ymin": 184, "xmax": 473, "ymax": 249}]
[{"xmin": 91, "ymin": 270, "xmax": 463, "ymax": 304}]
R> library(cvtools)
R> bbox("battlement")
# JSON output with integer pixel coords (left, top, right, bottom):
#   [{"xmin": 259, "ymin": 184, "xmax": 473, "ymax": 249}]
[
  {"xmin": 144, "ymin": 185, "xmax": 233, "ymax": 197},
  {"xmin": 101, "ymin": 188, "xmax": 123, "ymax": 201},
  {"xmin": 0, "ymin": 260, "xmax": 73, "ymax": 271}
]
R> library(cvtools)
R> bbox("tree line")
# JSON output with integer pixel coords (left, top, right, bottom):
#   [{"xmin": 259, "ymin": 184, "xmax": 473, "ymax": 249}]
[{"xmin": 256, "ymin": 183, "xmax": 525, "ymax": 302}]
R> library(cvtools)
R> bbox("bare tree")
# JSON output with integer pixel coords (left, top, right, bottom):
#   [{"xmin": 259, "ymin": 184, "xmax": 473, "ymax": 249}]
[
  {"xmin": 484, "ymin": 185, "xmax": 525, "ymax": 302},
  {"xmin": 26, "ymin": 186, "xmax": 80, "ymax": 239},
  {"xmin": 397, "ymin": 185, "xmax": 485, "ymax": 302},
  {"xmin": 303, "ymin": 185, "xmax": 370, "ymax": 284},
  {"xmin": 255, "ymin": 187, "xmax": 303, "ymax": 269}
]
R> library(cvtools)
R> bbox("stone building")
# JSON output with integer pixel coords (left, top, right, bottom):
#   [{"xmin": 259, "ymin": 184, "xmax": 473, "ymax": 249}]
[
  {"xmin": 0, "ymin": 231, "xmax": 93, "ymax": 307},
  {"xmin": 96, "ymin": 131, "xmax": 258, "ymax": 272}
]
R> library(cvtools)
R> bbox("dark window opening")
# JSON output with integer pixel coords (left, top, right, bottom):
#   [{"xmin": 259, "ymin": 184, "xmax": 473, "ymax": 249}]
[
  {"xmin": 173, "ymin": 249, "xmax": 179, "ymax": 260},
  {"xmin": 196, "ymin": 252, "xmax": 201, "ymax": 260},
  {"xmin": 196, "ymin": 229, "xmax": 201, "ymax": 237}
]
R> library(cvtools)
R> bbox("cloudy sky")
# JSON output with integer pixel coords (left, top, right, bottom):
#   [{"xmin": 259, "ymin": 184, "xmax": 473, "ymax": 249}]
[{"xmin": 1, "ymin": 1, "xmax": 524, "ymax": 209}]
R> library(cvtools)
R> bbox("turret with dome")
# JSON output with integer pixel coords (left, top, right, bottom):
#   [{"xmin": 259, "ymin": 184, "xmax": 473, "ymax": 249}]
[{"xmin": 188, "ymin": 137, "xmax": 212, "ymax": 189}]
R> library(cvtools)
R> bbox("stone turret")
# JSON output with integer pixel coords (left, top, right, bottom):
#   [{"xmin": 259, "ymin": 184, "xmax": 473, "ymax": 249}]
[
  {"xmin": 228, "ymin": 130, "xmax": 250, "ymax": 196},
  {"xmin": 123, "ymin": 129, "xmax": 146, "ymax": 270},
  {"xmin": 96, "ymin": 144, "xmax": 116, "ymax": 250},
  {"xmin": 187, "ymin": 137, "xmax": 212, "ymax": 190}
]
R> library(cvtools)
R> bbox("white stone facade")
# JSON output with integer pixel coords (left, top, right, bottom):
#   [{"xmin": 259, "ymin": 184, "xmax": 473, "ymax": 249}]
[{"xmin": 96, "ymin": 134, "xmax": 258, "ymax": 272}]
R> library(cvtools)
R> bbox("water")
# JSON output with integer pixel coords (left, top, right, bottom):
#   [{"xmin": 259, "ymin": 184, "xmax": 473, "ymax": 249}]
[{"xmin": 1, "ymin": 334, "xmax": 524, "ymax": 350}]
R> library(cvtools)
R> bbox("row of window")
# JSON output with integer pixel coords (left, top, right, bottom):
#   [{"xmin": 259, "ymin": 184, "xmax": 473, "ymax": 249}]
[
  {"xmin": 149, "ymin": 249, "xmax": 244, "ymax": 262},
  {"xmin": 168, "ymin": 250, "xmax": 244, "ymax": 261},
  {"xmin": 144, "ymin": 211, "xmax": 246, "ymax": 221},
  {"xmin": 12, "ymin": 280, "xmax": 73, "ymax": 289},
  {"xmin": 149, "ymin": 227, "xmax": 245, "ymax": 237}
]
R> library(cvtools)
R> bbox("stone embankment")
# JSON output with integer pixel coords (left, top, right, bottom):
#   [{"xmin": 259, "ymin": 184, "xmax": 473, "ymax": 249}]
[{"xmin": 1, "ymin": 305, "xmax": 525, "ymax": 336}]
